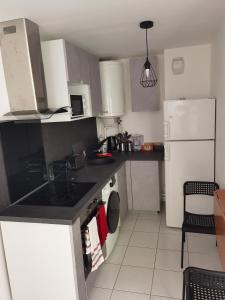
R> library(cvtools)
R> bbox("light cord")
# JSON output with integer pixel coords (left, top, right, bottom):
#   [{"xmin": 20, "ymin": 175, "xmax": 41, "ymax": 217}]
[{"xmin": 146, "ymin": 28, "xmax": 149, "ymax": 59}]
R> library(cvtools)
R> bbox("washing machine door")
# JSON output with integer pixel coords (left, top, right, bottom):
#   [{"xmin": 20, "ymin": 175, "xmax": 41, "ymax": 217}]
[{"xmin": 107, "ymin": 191, "xmax": 120, "ymax": 234}]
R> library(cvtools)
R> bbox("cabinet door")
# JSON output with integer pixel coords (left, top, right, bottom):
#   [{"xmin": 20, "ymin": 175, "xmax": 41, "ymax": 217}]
[
  {"xmin": 88, "ymin": 55, "xmax": 102, "ymax": 116},
  {"xmin": 131, "ymin": 161, "xmax": 160, "ymax": 211},
  {"xmin": 99, "ymin": 61, "xmax": 124, "ymax": 117},
  {"xmin": 130, "ymin": 56, "xmax": 160, "ymax": 112},
  {"xmin": 117, "ymin": 164, "xmax": 128, "ymax": 224},
  {"xmin": 125, "ymin": 161, "xmax": 133, "ymax": 210},
  {"xmin": 41, "ymin": 40, "xmax": 70, "ymax": 110},
  {"xmin": 65, "ymin": 42, "xmax": 90, "ymax": 84},
  {"xmin": 65, "ymin": 42, "xmax": 81, "ymax": 83}
]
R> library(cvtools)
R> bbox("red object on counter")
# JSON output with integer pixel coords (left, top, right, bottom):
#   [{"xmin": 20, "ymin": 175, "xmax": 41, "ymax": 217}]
[
  {"xmin": 96, "ymin": 153, "xmax": 113, "ymax": 158},
  {"xmin": 96, "ymin": 204, "xmax": 109, "ymax": 246}
]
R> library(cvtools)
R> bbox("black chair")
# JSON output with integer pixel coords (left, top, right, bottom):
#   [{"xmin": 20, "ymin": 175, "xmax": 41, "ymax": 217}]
[
  {"xmin": 181, "ymin": 181, "xmax": 219, "ymax": 268},
  {"xmin": 183, "ymin": 267, "xmax": 225, "ymax": 300}
]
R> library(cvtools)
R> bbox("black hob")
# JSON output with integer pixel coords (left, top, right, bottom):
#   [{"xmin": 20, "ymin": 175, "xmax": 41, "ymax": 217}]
[{"xmin": 17, "ymin": 181, "xmax": 96, "ymax": 207}]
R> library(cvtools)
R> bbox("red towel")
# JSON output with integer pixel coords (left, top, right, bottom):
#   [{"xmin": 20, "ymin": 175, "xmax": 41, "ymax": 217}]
[{"xmin": 96, "ymin": 204, "xmax": 109, "ymax": 246}]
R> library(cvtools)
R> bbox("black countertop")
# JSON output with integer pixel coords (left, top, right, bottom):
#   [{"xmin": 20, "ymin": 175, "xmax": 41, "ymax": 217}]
[{"xmin": 0, "ymin": 150, "xmax": 164, "ymax": 225}]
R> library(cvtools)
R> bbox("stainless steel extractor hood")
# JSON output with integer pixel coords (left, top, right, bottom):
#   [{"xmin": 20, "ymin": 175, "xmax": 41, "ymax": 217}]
[{"xmin": 0, "ymin": 18, "xmax": 48, "ymax": 115}]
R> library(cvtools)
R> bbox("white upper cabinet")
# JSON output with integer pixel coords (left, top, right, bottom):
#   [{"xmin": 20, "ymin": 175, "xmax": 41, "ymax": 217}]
[
  {"xmin": 99, "ymin": 61, "xmax": 125, "ymax": 117},
  {"xmin": 41, "ymin": 39, "xmax": 102, "ymax": 117},
  {"xmin": 41, "ymin": 39, "xmax": 70, "ymax": 110}
]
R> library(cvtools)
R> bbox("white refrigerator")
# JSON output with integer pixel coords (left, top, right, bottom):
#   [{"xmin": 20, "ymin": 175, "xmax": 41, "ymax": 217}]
[{"xmin": 164, "ymin": 99, "xmax": 215, "ymax": 228}]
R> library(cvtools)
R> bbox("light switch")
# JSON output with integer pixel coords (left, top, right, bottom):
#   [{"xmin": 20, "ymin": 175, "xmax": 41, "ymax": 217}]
[{"xmin": 172, "ymin": 57, "xmax": 185, "ymax": 75}]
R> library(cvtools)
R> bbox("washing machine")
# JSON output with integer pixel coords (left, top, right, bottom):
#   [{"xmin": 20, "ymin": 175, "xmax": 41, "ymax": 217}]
[{"xmin": 102, "ymin": 174, "xmax": 120, "ymax": 259}]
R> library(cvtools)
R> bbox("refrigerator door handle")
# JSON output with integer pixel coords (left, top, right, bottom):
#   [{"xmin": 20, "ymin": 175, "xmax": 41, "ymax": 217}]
[
  {"xmin": 164, "ymin": 143, "xmax": 170, "ymax": 161},
  {"xmin": 164, "ymin": 121, "xmax": 170, "ymax": 139}
]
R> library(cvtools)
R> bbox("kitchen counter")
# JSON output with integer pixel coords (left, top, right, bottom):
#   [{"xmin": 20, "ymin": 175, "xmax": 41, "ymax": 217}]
[{"xmin": 0, "ymin": 149, "xmax": 164, "ymax": 225}]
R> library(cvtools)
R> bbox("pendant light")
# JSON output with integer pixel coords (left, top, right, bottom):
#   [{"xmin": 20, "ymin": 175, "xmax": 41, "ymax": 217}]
[{"xmin": 139, "ymin": 20, "xmax": 157, "ymax": 88}]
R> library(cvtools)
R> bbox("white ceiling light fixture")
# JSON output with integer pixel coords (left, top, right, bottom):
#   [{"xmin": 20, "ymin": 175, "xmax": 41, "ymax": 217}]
[{"xmin": 139, "ymin": 20, "xmax": 157, "ymax": 88}]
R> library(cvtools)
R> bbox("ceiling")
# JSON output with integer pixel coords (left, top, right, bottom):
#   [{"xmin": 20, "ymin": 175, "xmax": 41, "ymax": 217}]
[{"xmin": 1, "ymin": 0, "xmax": 225, "ymax": 58}]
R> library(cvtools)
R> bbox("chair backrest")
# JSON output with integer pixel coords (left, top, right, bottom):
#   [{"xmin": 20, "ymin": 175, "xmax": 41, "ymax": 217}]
[
  {"xmin": 183, "ymin": 181, "xmax": 219, "ymax": 214},
  {"xmin": 183, "ymin": 267, "xmax": 225, "ymax": 300}
]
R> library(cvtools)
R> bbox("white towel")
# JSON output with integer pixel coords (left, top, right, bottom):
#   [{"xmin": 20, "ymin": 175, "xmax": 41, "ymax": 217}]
[{"xmin": 84, "ymin": 216, "xmax": 104, "ymax": 272}]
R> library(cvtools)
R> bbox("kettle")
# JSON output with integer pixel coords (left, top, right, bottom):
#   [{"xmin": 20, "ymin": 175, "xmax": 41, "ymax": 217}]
[{"xmin": 98, "ymin": 136, "xmax": 118, "ymax": 153}]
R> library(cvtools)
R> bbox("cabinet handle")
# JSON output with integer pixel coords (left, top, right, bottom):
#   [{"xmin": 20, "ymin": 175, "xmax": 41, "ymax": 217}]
[
  {"xmin": 164, "ymin": 143, "xmax": 170, "ymax": 161},
  {"xmin": 164, "ymin": 121, "xmax": 170, "ymax": 139},
  {"xmin": 103, "ymin": 110, "xmax": 108, "ymax": 113}
]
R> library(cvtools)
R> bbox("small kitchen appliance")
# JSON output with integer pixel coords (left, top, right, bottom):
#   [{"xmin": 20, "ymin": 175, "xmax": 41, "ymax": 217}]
[
  {"xmin": 68, "ymin": 84, "xmax": 92, "ymax": 118},
  {"xmin": 131, "ymin": 134, "xmax": 144, "ymax": 151},
  {"xmin": 98, "ymin": 136, "xmax": 118, "ymax": 153},
  {"xmin": 17, "ymin": 180, "xmax": 96, "ymax": 207}
]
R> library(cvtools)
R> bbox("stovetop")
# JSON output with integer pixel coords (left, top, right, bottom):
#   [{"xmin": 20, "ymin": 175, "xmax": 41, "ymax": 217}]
[{"xmin": 17, "ymin": 181, "xmax": 96, "ymax": 207}]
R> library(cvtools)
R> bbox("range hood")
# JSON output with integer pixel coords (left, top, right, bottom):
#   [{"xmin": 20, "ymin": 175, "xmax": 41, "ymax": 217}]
[{"xmin": 0, "ymin": 18, "xmax": 48, "ymax": 116}]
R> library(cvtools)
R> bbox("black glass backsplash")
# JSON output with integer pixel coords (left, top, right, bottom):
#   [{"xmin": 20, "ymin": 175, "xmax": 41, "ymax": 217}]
[
  {"xmin": 41, "ymin": 118, "xmax": 98, "ymax": 163},
  {"xmin": 0, "ymin": 122, "xmax": 47, "ymax": 203},
  {"xmin": 0, "ymin": 118, "xmax": 98, "ymax": 206}
]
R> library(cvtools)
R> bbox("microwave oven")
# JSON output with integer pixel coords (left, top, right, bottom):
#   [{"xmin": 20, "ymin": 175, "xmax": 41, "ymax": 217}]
[{"xmin": 69, "ymin": 84, "xmax": 92, "ymax": 118}]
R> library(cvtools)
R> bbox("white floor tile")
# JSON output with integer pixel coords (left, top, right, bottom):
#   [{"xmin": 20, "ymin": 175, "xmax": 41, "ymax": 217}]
[
  {"xmin": 158, "ymin": 233, "xmax": 187, "ymax": 251},
  {"xmin": 117, "ymin": 230, "xmax": 132, "ymax": 246},
  {"xmin": 111, "ymin": 290, "xmax": 150, "ymax": 300},
  {"xmin": 88, "ymin": 287, "xmax": 112, "ymax": 300},
  {"xmin": 138, "ymin": 212, "xmax": 161, "ymax": 221},
  {"xmin": 114, "ymin": 266, "xmax": 153, "ymax": 294},
  {"xmin": 123, "ymin": 247, "xmax": 156, "ymax": 268},
  {"xmin": 88, "ymin": 210, "xmax": 221, "ymax": 300},
  {"xmin": 151, "ymin": 296, "xmax": 176, "ymax": 300},
  {"xmin": 129, "ymin": 231, "xmax": 158, "ymax": 248},
  {"xmin": 86, "ymin": 270, "xmax": 98, "ymax": 290},
  {"xmin": 159, "ymin": 225, "xmax": 181, "ymax": 235},
  {"xmin": 127, "ymin": 210, "xmax": 139, "ymax": 218},
  {"xmin": 93, "ymin": 263, "xmax": 120, "ymax": 289},
  {"xmin": 106, "ymin": 245, "xmax": 127, "ymax": 265},
  {"xmin": 187, "ymin": 234, "xmax": 217, "ymax": 253},
  {"xmin": 152, "ymin": 269, "xmax": 183, "ymax": 299},
  {"xmin": 134, "ymin": 219, "xmax": 160, "ymax": 233},
  {"xmin": 160, "ymin": 218, "xmax": 181, "ymax": 235},
  {"xmin": 189, "ymin": 252, "xmax": 222, "ymax": 271},
  {"xmin": 122, "ymin": 216, "xmax": 137, "ymax": 230},
  {"xmin": 155, "ymin": 249, "xmax": 188, "ymax": 271}
]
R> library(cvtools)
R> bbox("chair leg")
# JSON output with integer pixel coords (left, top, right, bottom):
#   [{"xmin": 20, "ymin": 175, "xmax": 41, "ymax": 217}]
[
  {"xmin": 181, "ymin": 231, "xmax": 185, "ymax": 268},
  {"xmin": 182, "ymin": 274, "xmax": 185, "ymax": 300}
]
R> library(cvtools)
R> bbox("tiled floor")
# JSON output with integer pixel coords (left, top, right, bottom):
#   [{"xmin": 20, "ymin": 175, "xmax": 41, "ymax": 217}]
[{"xmin": 87, "ymin": 209, "xmax": 221, "ymax": 300}]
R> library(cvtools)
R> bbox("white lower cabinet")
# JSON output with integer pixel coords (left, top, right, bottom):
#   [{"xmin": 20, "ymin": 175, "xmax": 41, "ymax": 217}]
[
  {"xmin": 117, "ymin": 164, "xmax": 128, "ymax": 225},
  {"xmin": 126, "ymin": 160, "xmax": 160, "ymax": 211},
  {"xmin": 0, "ymin": 219, "xmax": 87, "ymax": 300},
  {"xmin": 0, "ymin": 227, "xmax": 11, "ymax": 300}
]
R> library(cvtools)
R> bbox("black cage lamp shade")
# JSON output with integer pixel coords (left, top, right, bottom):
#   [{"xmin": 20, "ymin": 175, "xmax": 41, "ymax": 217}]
[{"xmin": 139, "ymin": 20, "xmax": 158, "ymax": 88}]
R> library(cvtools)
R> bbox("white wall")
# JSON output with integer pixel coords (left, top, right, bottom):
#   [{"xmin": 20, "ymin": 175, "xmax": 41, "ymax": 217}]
[
  {"xmin": 211, "ymin": 21, "xmax": 225, "ymax": 187},
  {"xmin": 164, "ymin": 44, "xmax": 211, "ymax": 99},
  {"xmin": 120, "ymin": 55, "xmax": 164, "ymax": 143}
]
